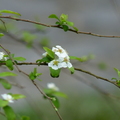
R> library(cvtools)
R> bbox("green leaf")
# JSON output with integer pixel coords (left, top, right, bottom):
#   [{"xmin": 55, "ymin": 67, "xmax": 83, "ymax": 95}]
[
  {"xmin": 62, "ymin": 25, "xmax": 69, "ymax": 32},
  {"xmin": 54, "ymin": 92, "xmax": 67, "ymax": 98},
  {"xmin": 68, "ymin": 67, "xmax": 75, "ymax": 74},
  {"xmin": 43, "ymin": 88, "xmax": 67, "ymax": 98},
  {"xmin": 21, "ymin": 116, "xmax": 30, "ymax": 120},
  {"xmin": 111, "ymin": 78, "xmax": 118, "ymax": 81},
  {"xmin": 0, "ymin": 78, "xmax": 12, "ymax": 89},
  {"xmin": 3, "ymin": 105, "xmax": 16, "ymax": 120},
  {"xmin": 13, "ymin": 57, "xmax": 26, "ymax": 61},
  {"xmin": 60, "ymin": 14, "xmax": 68, "ymax": 21},
  {"xmin": 114, "ymin": 68, "xmax": 120, "ymax": 78},
  {"xmin": 29, "ymin": 68, "xmax": 42, "ymax": 80},
  {"xmin": 0, "ymin": 99, "xmax": 8, "ymax": 107},
  {"xmin": 66, "ymin": 21, "xmax": 74, "ymax": 26},
  {"xmin": 50, "ymin": 68, "xmax": 61, "ymax": 78},
  {"xmin": 44, "ymin": 88, "xmax": 55, "ymax": 94},
  {"xmin": 48, "ymin": 14, "xmax": 60, "ymax": 21},
  {"xmin": 70, "ymin": 56, "xmax": 83, "ymax": 62},
  {"xmin": 11, "ymin": 94, "xmax": 26, "ymax": 100},
  {"xmin": 36, "ymin": 56, "xmax": 53, "ymax": 64},
  {"xmin": 73, "ymin": 26, "xmax": 79, "ymax": 31},
  {"xmin": 0, "ymin": 72, "xmax": 17, "ymax": 77},
  {"xmin": 0, "ymin": 33, "xmax": 4, "ymax": 38},
  {"xmin": 52, "ymin": 96, "xmax": 60, "ymax": 109},
  {"xmin": 6, "ymin": 59, "xmax": 14, "ymax": 70},
  {"xmin": 0, "ymin": 10, "xmax": 21, "ymax": 16},
  {"xmin": 43, "ymin": 47, "xmax": 55, "ymax": 58}
]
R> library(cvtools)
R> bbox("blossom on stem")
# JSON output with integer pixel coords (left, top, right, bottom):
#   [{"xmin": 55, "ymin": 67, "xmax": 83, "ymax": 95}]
[
  {"xmin": 47, "ymin": 83, "xmax": 59, "ymax": 91},
  {"xmin": 59, "ymin": 56, "xmax": 72, "ymax": 68},
  {"xmin": 52, "ymin": 45, "xmax": 68, "ymax": 58},
  {"xmin": 48, "ymin": 59, "xmax": 63, "ymax": 70},
  {"xmin": 0, "ymin": 52, "xmax": 7, "ymax": 61},
  {"xmin": 1, "ymin": 94, "xmax": 14, "ymax": 103}
]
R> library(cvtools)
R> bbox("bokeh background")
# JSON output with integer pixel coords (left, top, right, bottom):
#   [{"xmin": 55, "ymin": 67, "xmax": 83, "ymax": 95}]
[{"xmin": 1, "ymin": 0, "xmax": 120, "ymax": 120}]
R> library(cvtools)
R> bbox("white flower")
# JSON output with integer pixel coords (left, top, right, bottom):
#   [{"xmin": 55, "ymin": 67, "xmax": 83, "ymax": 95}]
[
  {"xmin": 1, "ymin": 94, "xmax": 14, "ymax": 103},
  {"xmin": 59, "ymin": 56, "xmax": 72, "ymax": 68},
  {"xmin": 42, "ymin": 52, "xmax": 48, "ymax": 57},
  {"xmin": 47, "ymin": 83, "xmax": 59, "ymax": 91},
  {"xmin": 48, "ymin": 59, "xmax": 63, "ymax": 70},
  {"xmin": 52, "ymin": 45, "xmax": 68, "ymax": 58},
  {"xmin": 0, "ymin": 52, "xmax": 7, "ymax": 61}
]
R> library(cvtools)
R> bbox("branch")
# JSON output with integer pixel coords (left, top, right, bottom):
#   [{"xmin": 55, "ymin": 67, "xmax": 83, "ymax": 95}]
[
  {"xmin": 0, "ymin": 61, "xmax": 118, "ymax": 89},
  {"xmin": 1, "ymin": 16, "xmax": 120, "ymax": 38},
  {"xmin": 74, "ymin": 67, "xmax": 119, "ymax": 88}
]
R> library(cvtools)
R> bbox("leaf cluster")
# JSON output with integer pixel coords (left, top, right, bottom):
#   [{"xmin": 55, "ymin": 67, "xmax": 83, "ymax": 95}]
[{"xmin": 49, "ymin": 14, "xmax": 78, "ymax": 32}]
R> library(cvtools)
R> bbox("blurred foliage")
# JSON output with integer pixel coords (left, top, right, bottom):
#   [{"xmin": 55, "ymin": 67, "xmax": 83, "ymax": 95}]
[{"xmin": 0, "ymin": 92, "xmax": 120, "ymax": 120}]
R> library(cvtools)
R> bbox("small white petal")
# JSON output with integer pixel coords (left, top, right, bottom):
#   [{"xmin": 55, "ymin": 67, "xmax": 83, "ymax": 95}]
[
  {"xmin": 47, "ymin": 83, "xmax": 59, "ymax": 91},
  {"xmin": 42, "ymin": 52, "xmax": 47, "ymax": 57},
  {"xmin": 1, "ymin": 94, "xmax": 14, "ymax": 103}
]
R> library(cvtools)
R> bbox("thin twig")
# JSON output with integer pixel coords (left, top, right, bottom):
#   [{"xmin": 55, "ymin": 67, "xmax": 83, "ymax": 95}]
[
  {"xmin": 0, "ymin": 16, "xmax": 120, "ymax": 38},
  {"xmin": 74, "ymin": 67, "xmax": 119, "ymax": 88},
  {"xmin": 0, "ymin": 111, "xmax": 5, "ymax": 117}
]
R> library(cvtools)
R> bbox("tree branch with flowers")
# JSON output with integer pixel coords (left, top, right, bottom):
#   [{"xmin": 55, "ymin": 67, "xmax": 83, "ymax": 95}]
[{"xmin": 0, "ymin": 9, "xmax": 120, "ymax": 120}]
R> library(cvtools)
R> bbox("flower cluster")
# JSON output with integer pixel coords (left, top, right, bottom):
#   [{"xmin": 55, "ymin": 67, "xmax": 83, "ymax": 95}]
[
  {"xmin": 47, "ymin": 83, "xmax": 59, "ymax": 91},
  {"xmin": 0, "ymin": 52, "xmax": 7, "ymax": 61},
  {"xmin": 1, "ymin": 94, "xmax": 14, "ymax": 103},
  {"xmin": 45, "ymin": 45, "xmax": 72, "ymax": 70}
]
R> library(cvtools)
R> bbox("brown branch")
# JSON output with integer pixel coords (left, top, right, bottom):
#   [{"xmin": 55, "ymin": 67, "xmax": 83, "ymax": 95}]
[
  {"xmin": 0, "ymin": 16, "xmax": 120, "ymax": 38},
  {"xmin": 74, "ymin": 67, "xmax": 119, "ymax": 88},
  {"xmin": 0, "ymin": 61, "xmax": 119, "ymax": 89}
]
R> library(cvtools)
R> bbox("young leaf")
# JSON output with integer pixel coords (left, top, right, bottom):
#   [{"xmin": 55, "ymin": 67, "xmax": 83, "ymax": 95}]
[
  {"xmin": 0, "ymin": 72, "xmax": 17, "ymax": 77},
  {"xmin": 3, "ymin": 105, "xmax": 16, "ymax": 120},
  {"xmin": 60, "ymin": 14, "xmax": 68, "ymax": 21},
  {"xmin": 13, "ymin": 57, "xmax": 26, "ymax": 61},
  {"xmin": 68, "ymin": 67, "xmax": 75, "ymax": 74},
  {"xmin": 45, "ymin": 94, "xmax": 60, "ymax": 109},
  {"xmin": 62, "ymin": 25, "xmax": 69, "ymax": 32},
  {"xmin": 52, "ymin": 96, "xmax": 60, "ymax": 109},
  {"xmin": 43, "ymin": 47, "xmax": 55, "ymax": 58},
  {"xmin": 50, "ymin": 68, "xmax": 61, "ymax": 78},
  {"xmin": 0, "ymin": 78, "xmax": 12, "ymax": 89},
  {"xmin": 70, "ymin": 56, "xmax": 83, "ymax": 62},
  {"xmin": 0, "ymin": 33, "xmax": 4, "ymax": 38},
  {"xmin": 111, "ymin": 78, "xmax": 118, "ymax": 81},
  {"xmin": 11, "ymin": 94, "xmax": 26, "ymax": 100},
  {"xmin": 48, "ymin": 14, "xmax": 60, "ymax": 21},
  {"xmin": 21, "ymin": 116, "xmax": 30, "ymax": 120},
  {"xmin": 114, "ymin": 68, "xmax": 120, "ymax": 78},
  {"xmin": 0, "ymin": 10, "xmax": 21, "ymax": 16},
  {"xmin": 53, "ymin": 92, "xmax": 67, "ymax": 98},
  {"xmin": 6, "ymin": 59, "xmax": 14, "ymax": 70},
  {"xmin": 66, "ymin": 21, "xmax": 74, "ymax": 27},
  {"xmin": 73, "ymin": 26, "xmax": 79, "ymax": 31},
  {"xmin": 0, "ymin": 99, "xmax": 8, "ymax": 107}
]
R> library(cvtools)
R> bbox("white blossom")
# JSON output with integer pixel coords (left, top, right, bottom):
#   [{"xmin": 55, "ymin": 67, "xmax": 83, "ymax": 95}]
[
  {"xmin": 47, "ymin": 83, "xmax": 59, "ymax": 91},
  {"xmin": 59, "ymin": 56, "xmax": 72, "ymax": 68},
  {"xmin": 1, "ymin": 94, "xmax": 14, "ymax": 103},
  {"xmin": 42, "ymin": 52, "xmax": 47, "ymax": 57},
  {"xmin": 52, "ymin": 45, "xmax": 68, "ymax": 58},
  {"xmin": 48, "ymin": 59, "xmax": 63, "ymax": 70},
  {"xmin": 0, "ymin": 52, "xmax": 7, "ymax": 61}
]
